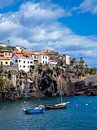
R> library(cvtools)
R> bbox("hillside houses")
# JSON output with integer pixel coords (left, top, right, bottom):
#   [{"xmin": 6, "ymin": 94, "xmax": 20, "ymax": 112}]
[{"xmin": 0, "ymin": 44, "xmax": 87, "ymax": 72}]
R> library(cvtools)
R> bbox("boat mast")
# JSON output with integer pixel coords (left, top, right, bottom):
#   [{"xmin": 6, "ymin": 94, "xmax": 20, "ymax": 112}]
[{"xmin": 58, "ymin": 75, "xmax": 63, "ymax": 103}]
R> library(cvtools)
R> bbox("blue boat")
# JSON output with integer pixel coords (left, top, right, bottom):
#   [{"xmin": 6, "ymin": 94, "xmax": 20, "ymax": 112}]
[
  {"xmin": 23, "ymin": 108, "xmax": 44, "ymax": 114},
  {"xmin": 23, "ymin": 105, "xmax": 45, "ymax": 114}
]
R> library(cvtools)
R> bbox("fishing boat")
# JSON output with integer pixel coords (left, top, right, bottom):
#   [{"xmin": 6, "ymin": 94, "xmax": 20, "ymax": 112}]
[{"xmin": 23, "ymin": 105, "xmax": 45, "ymax": 114}]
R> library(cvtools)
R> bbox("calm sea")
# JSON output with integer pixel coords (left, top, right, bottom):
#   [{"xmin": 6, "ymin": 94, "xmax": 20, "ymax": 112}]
[{"xmin": 0, "ymin": 96, "xmax": 97, "ymax": 130}]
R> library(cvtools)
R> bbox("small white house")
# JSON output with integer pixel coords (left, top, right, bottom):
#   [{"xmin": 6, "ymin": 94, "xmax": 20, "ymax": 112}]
[{"xmin": 12, "ymin": 54, "xmax": 34, "ymax": 72}]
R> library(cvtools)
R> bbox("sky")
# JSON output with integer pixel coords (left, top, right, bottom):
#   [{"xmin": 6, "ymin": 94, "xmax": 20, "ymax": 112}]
[{"xmin": 0, "ymin": 0, "xmax": 97, "ymax": 67}]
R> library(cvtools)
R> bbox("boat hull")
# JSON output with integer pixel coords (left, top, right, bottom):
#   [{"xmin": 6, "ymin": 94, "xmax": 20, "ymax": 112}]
[
  {"xmin": 24, "ymin": 109, "xmax": 44, "ymax": 114},
  {"xmin": 45, "ymin": 104, "xmax": 67, "ymax": 110}
]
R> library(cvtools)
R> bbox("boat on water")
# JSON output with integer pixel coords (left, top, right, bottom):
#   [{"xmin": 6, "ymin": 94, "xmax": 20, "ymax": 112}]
[
  {"xmin": 23, "ymin": 105, "xmax": 45, "ymax": 114},
  {"xmin": 23, "ymin": 108, "xmax": 44, "ymax": 114},
  {"xmin": 45, "ymin": 76, "xmax": 69, "ymax": 110},
  {"xmin": 45, "ymin": 102, "xmax": 68, "ymax": 110}
]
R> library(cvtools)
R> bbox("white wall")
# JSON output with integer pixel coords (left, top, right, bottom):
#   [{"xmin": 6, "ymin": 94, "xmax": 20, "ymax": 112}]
[
  {"xmin": 4, "ymin": 52, "xmax": 12, "ymax": 57},
  {"xmin": 18, "ymin": 59, "xmax": 33, "ymax": 72},
  {"xmin": 12, "ymin": 55, "xmax": 34, "ymax": 72},
  {"xmin": 0, "ymin": 60, "xmax": 11, "ymax": 66},
  {"xmin": 38, "ymin": 55, "xmax": 49, "ymax": 64},
  {"xmin": 65, "ymin": 55, "xmax": 70, "ymax": 65}
]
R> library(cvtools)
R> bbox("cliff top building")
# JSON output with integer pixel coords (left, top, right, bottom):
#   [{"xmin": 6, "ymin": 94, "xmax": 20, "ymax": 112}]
[{"xmin": 12, "ymin": 53, "xmax": 34, "ymax": 72}]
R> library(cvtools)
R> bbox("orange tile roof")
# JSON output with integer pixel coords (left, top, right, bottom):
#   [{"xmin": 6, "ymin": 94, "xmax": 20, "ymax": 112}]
[
  {"xmin": 23, "ymin": 50, "xmax": 32, "ymax": 55},
  {"xmin": 0, "ymin": 57, "xmax": 11, "ymax": 60},
  {"xmin": 15, "ymin": 54, "xmax": 24, "ymax": 59},
  {"xmin": 15, "ymin": 53, "xmax": 33, "ymax": 60},
  {"xmin": 31, "ymin": 51, "xmax": 48, "ymax": 55}
]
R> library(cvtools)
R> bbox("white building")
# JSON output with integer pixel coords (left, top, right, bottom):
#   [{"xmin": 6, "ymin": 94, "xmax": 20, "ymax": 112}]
[
  {"xmin": 65, "ymin": 55, "xmax": 70, "ymax": 65},
  {"xmin": 0, "ymin": 50, "xmax": 12, "ymax": 58},
  {"xmin": 32, "ymin": 52, "xmax": 49, "ymax": 64},
  {"xmin": 38, "ymin": 55, "xmax": 49, "ymax": 64},
  {"xmin": 0, "ymin": 57, "xmax": 11, "ymax": 66},
  {"xmin": 12, "ymin": 54, "xmax": 34, "ymax": 72}
]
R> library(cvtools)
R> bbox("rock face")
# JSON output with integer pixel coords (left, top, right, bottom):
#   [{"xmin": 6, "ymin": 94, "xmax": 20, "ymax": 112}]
[
  {"xmin": 73, "ymin": 75, "xmax": 97, "ymax": 96},
  {"xmin": 0, "ymin": 65, "xmax": 97, "ymax": 100}
]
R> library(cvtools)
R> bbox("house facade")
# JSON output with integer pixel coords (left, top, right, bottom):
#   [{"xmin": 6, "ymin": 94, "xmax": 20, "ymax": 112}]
[
  {"xmin": 0, "ymin": 50, "xmax": 12, "ymax": 58},
  {"xmin": 38, "ymin": 55, "xmax": 49, "ymax": 64},
  {"xmin": 0, "ymin": 57, "xmax": 11, "ymax": 66},
  {"xmin": 31, "ymin": 52, "xmax": 49, "ymax": 64},
  {"xmin": 12, "ymin": 54, "xmax": 34, "ymax": 72}
]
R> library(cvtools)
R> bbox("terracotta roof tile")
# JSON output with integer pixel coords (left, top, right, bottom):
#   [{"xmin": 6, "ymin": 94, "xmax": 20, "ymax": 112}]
[
  {"xmin": 15, "ymin": 54, "xmax": 24, "ymax": 59},
  {"xmin": 23, "ymin": 50, "xmax": 32, "ymax": 55}
]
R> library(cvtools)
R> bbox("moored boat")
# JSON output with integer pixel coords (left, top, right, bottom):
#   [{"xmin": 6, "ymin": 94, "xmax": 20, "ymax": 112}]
[
  {"xmin": 23, "ymin": 105, "xmax": 45, "ymax": 114},
  {"xmin": 23, "ymin": 108, "xmax": 44, "ymax": 114},
  {"xmin": 45, "ymin": 102, "xmax": 68, "ymax": 110}
]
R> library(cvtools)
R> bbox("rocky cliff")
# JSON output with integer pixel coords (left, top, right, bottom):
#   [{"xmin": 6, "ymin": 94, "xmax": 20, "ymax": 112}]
[{"xmin": 0, "ymin": 65, "xmax": 97, "ymax": 100}]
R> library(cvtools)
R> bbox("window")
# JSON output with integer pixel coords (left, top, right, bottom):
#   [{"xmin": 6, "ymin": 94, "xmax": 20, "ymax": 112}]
[
  {"xmin": 45, "ymin": 56, "xmax": 47, "ymax": 59},
  {"xmin": 20, "ymin": 65, "xmax": 22, "ymax": 67},
  {"xmin": 15, "ymin": 60, "xmax": 17, "ymax": 63},
  {"xmin": 23, "ymin": 65, "xmax": 25, "ymax": 68},
  {"xmin": 5, "ymin": 52, "xmax": 7, "ymax": 56},
  {"xmin": 28, "ymin": 61, "xmax": 29, "ymax": 63},
  {"xmin": 19, "ymin": 60, "xmax": 21, "ymax": 62},
  {"xmin": 24, "ymin": 61, "xmax": 25, "ymax": 63},
  {"xmin": 34, "ymin": 55, "xmax": 37, "ymax": 58},
  {"xmin": 43, "ymin": 56, "xmax": 44, "ymax": 59},
  {"xmin": 5, "ymin": 62, "xmax": 8, "ymax": 64},
  {"xmin": 30, "ymin": 61, "xmax": 33, "ymax": 64},
  {"xmin": 28, "ymin": 66, "xmax": 29, "ymax": 68},
  {"xmin": 1, "ymin": 61, "xmax": 3, "ymax": 65}
]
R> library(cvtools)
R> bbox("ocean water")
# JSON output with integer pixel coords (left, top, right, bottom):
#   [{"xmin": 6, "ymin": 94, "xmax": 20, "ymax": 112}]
[{"xmin": 0, "ymin": 96, "xmax": 97, "ymax": 130}]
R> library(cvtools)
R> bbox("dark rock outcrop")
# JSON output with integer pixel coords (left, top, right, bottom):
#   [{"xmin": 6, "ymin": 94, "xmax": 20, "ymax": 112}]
[{"xmin": 0, "ymin": 66, "xmax": 97, "ymax": 100}]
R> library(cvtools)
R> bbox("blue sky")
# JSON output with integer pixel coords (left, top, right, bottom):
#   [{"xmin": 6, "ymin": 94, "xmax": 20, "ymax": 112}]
[{"xmin": 0, "ymin": 0, "xmax": 97, "ymax": 67}]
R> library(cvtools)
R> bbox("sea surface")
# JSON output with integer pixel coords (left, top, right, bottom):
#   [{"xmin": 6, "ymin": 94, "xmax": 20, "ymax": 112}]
[{"xmin": 0, "ymin": 96, "xmax": 97, "ymax": 130}]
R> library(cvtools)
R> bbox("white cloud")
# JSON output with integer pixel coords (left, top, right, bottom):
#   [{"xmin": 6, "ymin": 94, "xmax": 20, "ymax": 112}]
[
  {"xmin": 0, "ymin": 1, "xmax": 97, "ymax": 67},
  {"xmin": 79, "ymin": 0, "xmax": 97, "ymax": 14},
  {"xmin": 18, "ymin": 1, "xmax": 71, "ymax": 26}
]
